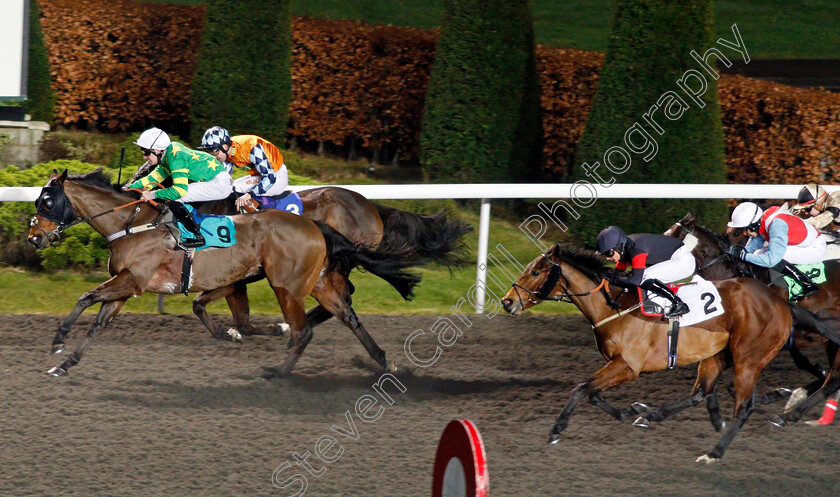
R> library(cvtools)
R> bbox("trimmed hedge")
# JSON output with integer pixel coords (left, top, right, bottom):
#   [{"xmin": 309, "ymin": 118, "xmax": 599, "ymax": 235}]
[
  {"xmin": 570, "ymin": 0, "xmax": 728, "ymax": 244},
  {"xmin": 34, "ymin": 2, "xmax": 840, "ymax": 190},
  {"xmin": 0, "ymin": 161, "xmax": 135, "ymax": 271},
  {"xmin": 190, "ymin": 0, "xmax": 292, "ymax": 145},
  {"xmin": 420, "ymin": 0, "xmax": 543, "ymax": 183},
  {"xmin": 26, "ymin": 0, "xmax": 56, "ymax": 123}
]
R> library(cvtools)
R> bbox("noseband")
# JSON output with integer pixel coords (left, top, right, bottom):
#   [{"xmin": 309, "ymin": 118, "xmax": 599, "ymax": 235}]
[{"xmin": 511, "ymin": 255, "xmax": 612, "ymax": 309}]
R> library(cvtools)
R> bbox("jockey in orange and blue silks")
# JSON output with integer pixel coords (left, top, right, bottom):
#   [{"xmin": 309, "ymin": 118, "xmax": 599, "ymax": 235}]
[
  {"xmin": 727, "ymin": 202, "xmax": 826, "ymax": 300},
  {"xmin": 198, "ymin": 126, "xmax": 289, "ymax": 211}
]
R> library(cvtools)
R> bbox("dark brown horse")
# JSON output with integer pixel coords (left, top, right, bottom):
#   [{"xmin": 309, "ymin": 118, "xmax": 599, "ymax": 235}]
[
  {"xmin": 186, "ymin": 186, "xmax": 471, "ymax": 341},
  {"xmin": 500, "ymin": 244, "xmax": 840, "ymax": 462},
  {"xmin": 27, "ymin": 170, "xmax": 421, "ymax": 378},
  {"xmin": 665, "ymin": 212, "xmax": 840, "ymax": 425}
]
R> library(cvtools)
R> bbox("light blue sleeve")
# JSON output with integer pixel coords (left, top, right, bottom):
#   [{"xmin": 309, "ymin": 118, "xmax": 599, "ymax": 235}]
[
  {"xmin": 744, "ymin": 221, "xmax": 787, "ymax": 267},
  {"xmin": 744, "ymin": 235, "xmax": 765, "ymax": 253}
]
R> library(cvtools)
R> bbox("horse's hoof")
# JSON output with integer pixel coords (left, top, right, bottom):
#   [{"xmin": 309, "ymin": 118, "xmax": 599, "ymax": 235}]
[
  {"xmin": 784, "ymin": 387, "xmax": 807, "ymax": 411},
  {"xmin": 768, "ymin": 414, "xmax": 788, "ymax": 427},
  {"xmin": 224, "ymin": 328, "xmax": 244, "ymax": 343},
  {"xmin": 47, "ymin": 366, "xmax": 67, "ymax": 377},
  {"xmin": 547, "ymin": 432, "xmax": 563, "ymax": 445},
  {"xmin": 261, "ymin": 366, "xmax": 285, "ymax": 380},
  {"xmin": 277, "ymin": 323, "xmax": 290, "ymax": 335},
  {"xmin": 51, "ymin": 343, "xmax": 65, "ymax": 355},
  {"xmin": 804, "ymin": 419, "xmax": 832, "ymax": 426},
  {"xmin": 632, "ymin": 416, "xmax": 651, "ymax": 429},
  {"xmin": 631, "ymin": 402, "xmax": 649, "ymax": 414},
  {"xmin": 695, "ymin": 454, "xmax": 719, "ymax": 464},
  {"xmin": 386, "ymin": 361, "xmax": 397, "ymax": 373}
]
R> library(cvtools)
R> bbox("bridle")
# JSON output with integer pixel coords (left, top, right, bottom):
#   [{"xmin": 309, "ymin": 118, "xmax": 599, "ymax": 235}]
[
  {"xmin": 31, "ymin": 180, "xmax": 157, "ymax": 246},
  {"xmin": 511, "ymin": 254, "xmax": 613, "ymax": 307}
]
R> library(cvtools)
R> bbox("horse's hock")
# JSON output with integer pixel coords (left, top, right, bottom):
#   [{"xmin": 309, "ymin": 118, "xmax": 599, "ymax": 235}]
[{"xmin": 0, "ymin": 117, "xmax": 50, "ymax": 167}]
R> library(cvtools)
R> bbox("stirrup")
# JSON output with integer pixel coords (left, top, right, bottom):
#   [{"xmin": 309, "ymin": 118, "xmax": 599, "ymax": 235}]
[
  {"xmin": 180, "ymin": 235, "xmax": 205, "ymax": 248},
  {"xmin": 664, "ymin": 302, "xmax": 689, "ymax": 319}
]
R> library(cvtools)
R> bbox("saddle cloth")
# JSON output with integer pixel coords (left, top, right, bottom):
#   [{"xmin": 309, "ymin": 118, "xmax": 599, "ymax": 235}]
[
  {"xmin": 642, "ymin": 275, "xmax": 725, "ymax": 326},
  {"xmin": 782, "ymin": 262, "xmax": 827, "ymax": 300},
  {"xmin": 177, "ymin": 206, "xmax": 237, "ymax": 250},
  {"xmin": 256, "ymin": 191, "xmax": 303, "ymax": 215}
]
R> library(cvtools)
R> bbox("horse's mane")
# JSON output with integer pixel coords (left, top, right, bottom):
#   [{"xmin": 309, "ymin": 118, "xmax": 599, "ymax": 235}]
[
  {"xmin": 69, "ymin": 169, "xmax": 138, "ymax": 197},
  {"xmin": 690, "ymin": 220, "xmax": 730, "ymax": 251},
  {"xmin": 555, "ymin": 246, "xmax": 608, "ymax": 279}
]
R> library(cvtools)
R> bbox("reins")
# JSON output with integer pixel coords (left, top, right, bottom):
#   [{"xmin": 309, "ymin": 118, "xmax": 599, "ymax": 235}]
[{"xmin": 34, "ymin": 184, "xmax": 163, "ymax": 245}]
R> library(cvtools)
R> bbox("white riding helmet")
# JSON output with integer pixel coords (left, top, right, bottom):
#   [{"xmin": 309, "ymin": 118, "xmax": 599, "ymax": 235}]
[
  {"xmin": 133, "ymin": 127, "xmax": 171, "ymax": 151},
  {"xmin": 728, "ymin": 202, "xmax": 763, "ymax": 229}
]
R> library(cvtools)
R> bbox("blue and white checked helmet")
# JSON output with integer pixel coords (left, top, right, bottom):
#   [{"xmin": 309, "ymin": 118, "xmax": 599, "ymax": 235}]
[{"xmin": 198, "ymin": 126, "xmax": 231, "ymax": 151}]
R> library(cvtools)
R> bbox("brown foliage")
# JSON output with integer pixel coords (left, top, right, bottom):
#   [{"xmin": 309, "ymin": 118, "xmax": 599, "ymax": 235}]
[
  {"xmin": 38, "ymin": 0, "xmax": 203, "ymax": 132},
  {"xmin": 37, "ymin": 2, "xmax": 840, "ymax": 182}
]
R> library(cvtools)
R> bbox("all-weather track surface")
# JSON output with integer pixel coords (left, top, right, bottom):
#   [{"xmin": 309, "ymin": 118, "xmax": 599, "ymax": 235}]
[{"xmin": 0, "ymin": 313, "xmax": 837, "ymax": 496}]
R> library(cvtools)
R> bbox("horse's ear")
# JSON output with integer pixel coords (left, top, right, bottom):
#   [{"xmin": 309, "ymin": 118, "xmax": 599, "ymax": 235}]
[
  {"xmin": 57, "ymin": 169, "xmax": 68, "ymax": 185},
  {"xmin": 549, "ymin": 244, "xmax": 561, "ymax": 257}
]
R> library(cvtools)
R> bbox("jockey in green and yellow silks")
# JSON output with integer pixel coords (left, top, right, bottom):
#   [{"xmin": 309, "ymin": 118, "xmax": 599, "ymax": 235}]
[{"xmin": 125, "ymin": 127, "xmax": 233, "ymax": 247}]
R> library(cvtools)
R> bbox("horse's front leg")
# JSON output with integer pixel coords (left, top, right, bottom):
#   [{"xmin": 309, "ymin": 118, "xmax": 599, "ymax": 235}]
[
  {"xmin": 48, "ymin": 299, "xmax": 127, "ymax": 377},
  {"xmin": 549, "ymin": 357, "xmax": 638, "ymax": 444},
  {"xmin": 51, "ymin": 270, "xmax": 142, "ymax": 355}
]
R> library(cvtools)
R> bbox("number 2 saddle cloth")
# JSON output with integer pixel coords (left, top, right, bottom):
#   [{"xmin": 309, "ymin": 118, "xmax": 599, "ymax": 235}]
[{"xmin": 638, "ymin": 274, "xmax": 725, "ymax": 326}]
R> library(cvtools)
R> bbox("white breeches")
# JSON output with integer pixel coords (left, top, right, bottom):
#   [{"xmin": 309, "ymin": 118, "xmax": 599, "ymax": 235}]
[
  {"xmin": 232, "ymin": 166, "xmax": 289, "ymax": 196},
  {"xmin": 176, "ymin": 170, "xmax": 233, "ymax": 203},
  {"xmin": 642, "ymin": 245, "xmax": 697, "ymax": 283}
]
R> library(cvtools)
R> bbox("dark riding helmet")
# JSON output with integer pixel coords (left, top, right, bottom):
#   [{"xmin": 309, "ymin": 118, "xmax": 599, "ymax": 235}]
[{"xmin": 596, "ymin": 226, "xmax": 628, "ymax": 257}]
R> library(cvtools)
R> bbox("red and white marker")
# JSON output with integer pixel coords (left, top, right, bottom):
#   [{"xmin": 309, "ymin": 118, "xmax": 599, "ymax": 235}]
[{"xmin": 432, "ymin": 419, "xmax": 488, "ymax": 497}]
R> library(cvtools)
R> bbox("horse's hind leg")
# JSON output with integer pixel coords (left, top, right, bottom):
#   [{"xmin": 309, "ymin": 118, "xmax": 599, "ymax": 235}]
[
  {"xmin": 549, "ymin": 357, "xmax": 638, "ymax": 444},
  {"xmin": 635, "ymin": 353, "xmax": 726, "ymax": 431},
  {"xmin": 310, "ymin": 274, "xmax": 392, "ymax": 372},
  {"xmin": 48, "ymin": 300, "xmax": 126, "ymax": 377},
  {"xmin": 775, "ymin": 343, "xmax": 840, "ymax": 425},
  {"xmin": 225, "ymin": 282, "xmax": 288, "ymax": 336},
  {"xmin": 304, "ymin": 279, "xmax": 355, "ymax": 328}
]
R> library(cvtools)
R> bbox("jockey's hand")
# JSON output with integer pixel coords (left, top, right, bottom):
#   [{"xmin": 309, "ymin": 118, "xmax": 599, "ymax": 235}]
[
  {"xmin": 235, "ymin": 193, "xmax": 252, "ymax": 209},
  {"xmin": 726, "ymin": 244, "xmax": 745, "ymax": 260},
  {"xmin": 140, "ymin": 190, "xmax": 156, "ymax": 202}
]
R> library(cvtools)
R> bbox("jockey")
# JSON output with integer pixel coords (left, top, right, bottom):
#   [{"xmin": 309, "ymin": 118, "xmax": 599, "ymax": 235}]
[
  {"xmin": 793, "ymin": 183, "xmax": 840, "ymax": 230},
  {"xmin": 727, "ymin": 202, "xmax": 827, "ymax": 300},
  {"xmin": 125, "ymin": 127, "xmax": 233, "ymax": 248},
  {"xmin": 197, "ymin": 126, "xmax": 289, "ymax": 212},
  {"xmin": 596, "ymin": 226, "xmax": 693, "ymax": 318}
]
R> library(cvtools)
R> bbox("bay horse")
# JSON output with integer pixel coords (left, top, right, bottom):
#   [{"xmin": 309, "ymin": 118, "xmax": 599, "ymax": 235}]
[
  {"xmin": 129, "ymin": 161, "xmax": 470, "ymax": 340},
  {"xmin": 27, "ymin": 170, "xmax": 420, "ymax": 378},
  {"xmin": 192, "ymin": 186, "xmax": 471, "ymax": 341},
  {"xmin": 666, "ymin": 212, "xmax": 840, "ymax": 425},
  {"xmin": 500, "ymin": 244, "xmax": 840, "ymax": 462}
]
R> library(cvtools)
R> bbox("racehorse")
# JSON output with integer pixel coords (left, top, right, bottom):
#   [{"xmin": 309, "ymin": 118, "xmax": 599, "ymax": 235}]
[
  {"xmin": 666, "ymin": 212, "xmax": 840, "ymax": 425},
  {"xmin": 27, "ymin": 169, "xmax": 421, "ymax": 378},
  {"xmin": 500, "ymin": 244, "xmax": 840, "ymax": 462},
  {"xmin": 195, "ymin": 186, "xmax": 471, "ymax": 340},
  {"xmin": 127, "ymin": 166, "xmax": 471, "ymax": 340}
]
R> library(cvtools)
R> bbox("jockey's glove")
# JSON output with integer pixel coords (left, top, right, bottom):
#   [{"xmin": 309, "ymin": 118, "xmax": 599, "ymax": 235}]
[{"xmin": 726, "ymin": 244, "xmax": 746, "ymax": 260}]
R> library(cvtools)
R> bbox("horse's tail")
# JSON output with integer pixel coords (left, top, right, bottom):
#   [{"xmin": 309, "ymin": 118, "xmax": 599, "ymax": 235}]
[
  {"xmin": 789, "ymin": 303, "xmax": 840, "ymax": 347},
  {"xmin": 317, "ymin": 221, "xmax": 421, "ymax": 300},
  {"xmin": 374, "ymin": 204, "xmax": 472, "ymax": 268}
]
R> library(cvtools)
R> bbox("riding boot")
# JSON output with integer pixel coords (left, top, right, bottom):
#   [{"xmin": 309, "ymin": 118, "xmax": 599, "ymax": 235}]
[
  {"xmin": 777, "ymin": 261, "xmax": 818, "ymax": 301},
  {"xmin": 640, "ymin": 279, "xmax": 689, "ymax": 318},
  {"xmin": 168, "ymin": 201, "xmax": 205, "ymax": 248}
]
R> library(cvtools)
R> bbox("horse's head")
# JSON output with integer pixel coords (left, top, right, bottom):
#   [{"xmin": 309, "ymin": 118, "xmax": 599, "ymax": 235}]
[
  {"xmin": 502, "ymin": 244, "xmax": 607, "ymax": 315},
  {"xmin": 28, "ymin": 170, "xmax": 78, "ymax": 249},
  {"xmin": 663, "ymin": 211, "xmax": 697, "ymax": 239}
]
